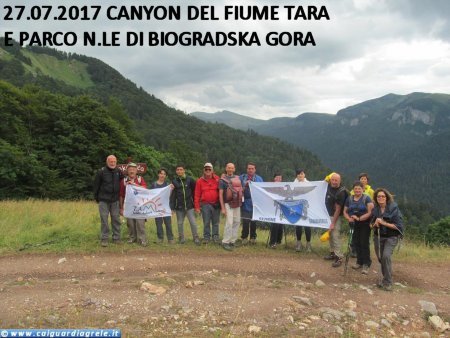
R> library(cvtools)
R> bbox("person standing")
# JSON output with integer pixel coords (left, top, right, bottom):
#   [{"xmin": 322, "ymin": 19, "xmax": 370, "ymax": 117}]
[
  {"xmin": 219, "ymin": 163, "xmax": 243, "ymax": 251},
  {"xmin": 170, "ymin": 164, "xmax": 200, "ymax": 245},
  {"xmin": 93, "ymin": 155, "xmax": 123, "ymax": 247},
  {"xmin": 119, "ymin": 162, "xmax": 148, "ymax": 246},
  {"xmin": 349, "ymin": 173, "xmax": 375, "ymax": 257},
  {"xmin": 195, "ymin": 163, "xmax": 221, "ymax": 244},
  {"xmin": 269, "ymin": 173, "xmax": 284, "ymax": 248},
  {"xmin": 371, "ymin": 188, "xmax": 404, "ymax": 291},
  {"xmin": 357, "ymin": 173, "xmax": 374, "ymax": 199},
  {"xmin": 294, "ymin": 168, "xmax": 312, "ymax": 252},
  {"xmin": 240, "ymin": 162, "xmax": 264, "ymax": 245},
  {"xmin": 324, "ymin": 173, "xmax": 348, "ymax": 267},
  {"xmin": 151, "ymin": 168, "xmax": 175, "ymax": 244},
  {"xmin": 343, "ymin": 181, "xmax": 374, "ymax": 274}
]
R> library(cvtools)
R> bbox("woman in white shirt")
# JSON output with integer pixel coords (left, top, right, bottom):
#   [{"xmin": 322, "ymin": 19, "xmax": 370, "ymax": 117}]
[{"xmin": 294, "ymin": 169, "xmax": 312, "ymax": 252}]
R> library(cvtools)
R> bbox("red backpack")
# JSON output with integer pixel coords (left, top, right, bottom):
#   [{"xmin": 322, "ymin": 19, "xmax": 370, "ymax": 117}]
[{"xmin": 221, "ymin": 175, "xmax": 243, "ymax": 208}]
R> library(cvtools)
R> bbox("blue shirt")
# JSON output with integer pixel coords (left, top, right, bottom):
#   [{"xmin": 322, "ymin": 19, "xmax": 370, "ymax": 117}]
[
  {"xmin": 240, "ymin": 173, "xmax": 263, "ymax": 212},
  {"xmin": 345, "ymin": 195, "xmax": 372, "ymax": 217}
]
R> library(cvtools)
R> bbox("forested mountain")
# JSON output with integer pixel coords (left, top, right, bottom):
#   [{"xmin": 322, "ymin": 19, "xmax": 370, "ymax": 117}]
[
  {"xmin": 192, "ymin": 110, "xmax": 269, "ymax": 130},
  {"xmin": 0, "ymin": 39, "xmax": 330, "ymax": 200},
  {"xmin": 192, "ymin": 94, "xmax": 450, "ymax": 215}
]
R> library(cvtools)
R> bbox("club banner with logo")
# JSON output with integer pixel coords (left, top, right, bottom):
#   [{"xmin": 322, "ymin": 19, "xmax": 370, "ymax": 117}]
[
  {"xmin": 124, "ymin": 184, "xmax": 172, "ymax": 219},
  {"xmin": 249, "ymin": 181, "xmax": 330, "ymax": 229}
]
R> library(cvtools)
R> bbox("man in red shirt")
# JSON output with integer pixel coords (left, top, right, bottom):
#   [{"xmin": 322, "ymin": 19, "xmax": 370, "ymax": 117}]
[
  {"xmin": 195, "ymin": 163, "xmax": 220, "ymax": 244},
  {"xmin": 119, "ymin": 163, "xmax": 148, "ymax": 246}
]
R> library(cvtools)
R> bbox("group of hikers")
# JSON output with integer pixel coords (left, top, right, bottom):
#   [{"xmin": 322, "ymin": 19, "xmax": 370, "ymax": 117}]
[{"xmin": 93, "ymin": 155, "xmax": 404, "ymax": 291}]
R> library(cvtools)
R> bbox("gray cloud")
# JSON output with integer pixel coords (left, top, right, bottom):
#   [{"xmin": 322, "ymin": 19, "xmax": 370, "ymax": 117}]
[{"xmin": 2, "ymin": 0, "xmax": 450, "ymax": 118}]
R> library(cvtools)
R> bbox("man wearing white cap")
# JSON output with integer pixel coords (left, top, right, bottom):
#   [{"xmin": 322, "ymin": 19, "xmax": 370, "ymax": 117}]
[{"xmin": 194, "ymin": 163, "xmax": 221, "ymax": 244}]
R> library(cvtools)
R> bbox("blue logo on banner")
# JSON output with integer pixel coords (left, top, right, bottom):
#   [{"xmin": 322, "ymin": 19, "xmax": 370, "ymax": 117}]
[
  {"xmin": 276, "ymin": 199, "xmax": 309, "ymax": 224},
  {"xmin": 261, "ymin": 184, "xmax": 315, "ymax": 224}
]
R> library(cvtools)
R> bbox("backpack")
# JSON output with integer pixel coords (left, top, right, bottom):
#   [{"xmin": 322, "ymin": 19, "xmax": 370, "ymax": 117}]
[
  {"xmin": 221, "ymin": 176, "xmax": 243, "ymax": 208},
  {"xmin": 347, "ymin": 194, "xmax": 369, "ymax": 216}
]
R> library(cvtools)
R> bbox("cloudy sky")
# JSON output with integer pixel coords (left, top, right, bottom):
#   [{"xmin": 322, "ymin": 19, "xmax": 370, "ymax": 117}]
[{"xmin": 3, "ymin": 0, "xmax": 450, "ymax": 118}]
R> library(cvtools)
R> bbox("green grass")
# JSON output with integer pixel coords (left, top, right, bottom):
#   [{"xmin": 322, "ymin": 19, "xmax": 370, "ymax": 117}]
[
  {"xmin": 21, "ymin": 50, "xmax": 94, "ymax": 88},
  {"xmin": 0, "ymin": 200, "xmax": 449, "ymax": 263},
  {"xmin": 0, "ymin": 47, "xmax": 13, "ymax": 61}
]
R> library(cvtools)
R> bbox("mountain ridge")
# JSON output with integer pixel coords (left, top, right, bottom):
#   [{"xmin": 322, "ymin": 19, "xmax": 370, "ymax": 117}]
[{"xmin": 192, "ymin": 93, "xmax": 450, "ymax": 214}]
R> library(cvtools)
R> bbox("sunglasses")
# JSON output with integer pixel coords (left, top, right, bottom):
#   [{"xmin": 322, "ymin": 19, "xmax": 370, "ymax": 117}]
[
  {"xmin": 204, "ymin": 168, "xmax": 212, "ymax": 171},
  {"xmin": 377, "ymin": 195, "xmax": 386, "ymax": 198}
]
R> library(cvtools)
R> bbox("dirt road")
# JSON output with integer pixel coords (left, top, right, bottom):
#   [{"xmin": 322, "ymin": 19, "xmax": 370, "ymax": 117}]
[{"xmin": 0, "ymin": 249, "xmax": 449, "ymax": 337}]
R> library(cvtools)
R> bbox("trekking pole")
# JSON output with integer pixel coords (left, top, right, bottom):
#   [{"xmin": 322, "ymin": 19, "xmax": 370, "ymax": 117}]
[
  {"xmin": 284, "ymin": 224, "xmax": 288, "ymax": 249},
  {"xmin": 343, "ymin": 224, "xmax": 354, "ymax": 276},
  {"xmin": 377, "ymin": 228, "xmax": 383, "ymax": 286}
]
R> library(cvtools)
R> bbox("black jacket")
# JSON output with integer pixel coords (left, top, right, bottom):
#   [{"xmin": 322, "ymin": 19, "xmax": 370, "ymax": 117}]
[
  {"xmin": 93, "ymin": 167, "xmax": 123, "ymax": 203},
  {"xmin": 372, "ymin": 202, "xmax": 404, "ymax": 237},
  {"xmin": 170, "ymin": 176, "xmax": 196, "ymax": 211}
]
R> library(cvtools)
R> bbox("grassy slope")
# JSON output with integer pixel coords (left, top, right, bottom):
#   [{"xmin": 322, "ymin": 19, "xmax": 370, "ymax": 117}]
[
  {"xmin": 1, "ymin": 200, "xmax": 448, "ymax": 262},
  {"xmin": 0, "ymin": 47, "xmax": 13, "ymax": 60},
  {"xmin": 20, "ymin": 49, "xmax": 94, "ymax": 88}
]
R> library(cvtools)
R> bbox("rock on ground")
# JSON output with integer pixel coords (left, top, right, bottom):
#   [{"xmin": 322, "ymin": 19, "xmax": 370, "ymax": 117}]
[
  {"xmin": 428, "ymin": 315, "xmax": 449, "ymax": 333},
  {"xmin": 140, "ymin": 282, "xmax": 166, "ymax": 295},
  {"xmin": 418, "ymin": 300, "xmax": 438, "ymax": 316}
]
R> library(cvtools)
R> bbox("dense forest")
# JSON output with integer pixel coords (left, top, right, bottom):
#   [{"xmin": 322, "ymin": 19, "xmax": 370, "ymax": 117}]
[{"xmin": 0, "ymin": 80, "xmax": 176, "ymax": 199}]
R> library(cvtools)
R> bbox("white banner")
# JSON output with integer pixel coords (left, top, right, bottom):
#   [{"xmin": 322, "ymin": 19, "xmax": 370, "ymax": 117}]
[
  {"xmin": 249, "ymin": 181, "xmax": 330, "ymax": 229},
  {"xmin": 124, "ymin": 184, "xmax": 172, "ymax": 219}
]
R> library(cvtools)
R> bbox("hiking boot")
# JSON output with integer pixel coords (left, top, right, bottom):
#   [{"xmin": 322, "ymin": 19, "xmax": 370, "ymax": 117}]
[
  {"xmin": 306, "ymin": 242, "xmax": 312, "ymax": 253},
  {"xmin": 352, "ymin": 264, "xmax": 363, "ymax": 270},
  {"xmin": 241, "ymin": 238, "xmax": 249, "ymax": 245},
  {"xmin": 127, "ymin": 239, "xmax": 135, "ymax": 244},
  {"xmin": 270, "ymin": 243, "xmax": 277, "ymax": 249},
  {"xmin": 113, "ymin": 239, "xmax": 122, "ymax": 244},
  {"xmin": 233, "ymin": 240, "xmax": 241, "ymax": 248},
  {"xmin": 249, "ymin": 238, "xmax": 257, "ymax": 245},
  {"xmin": 376, "ymin": 281, "xmax": 384, "ymax": 289},
  {"xmin": 178, "ymin": 237, "xmax": 185, "ymax": 244},
  {"xmin": 351, "ymin": 251, "xmax": 357, "ymax": 258},
  {"xmin": 202, "ymin": 238, "xmax": 210, "ymax": 245},
  {"xmin": 100, "ymin": 240, "xmax": 108, "ymax": 247},
  {"xmin": 296, "ymin": 241, "xmax": 303, "ymax": 252},
  {"xmin": 383, "ymin": 284, "xmax": 393, "ymax": 292},
  {"xmin": 168, "ymin": 239, "xmax": 175, "ymax": 245},
  {"xmin": 324, "ymin": 252, "xmax": 337, "ymax": 260},
  {"xmin": 222, "ymin": 243, "xmax": 233, "ymax": 251},
  {"xmin": 212, "ymin": 236, "xmax": 220, "ymax": 244},
  {"xmin": 194, "ymin": 237, "xmax": 201, "ymax": 246},
  {"xmin": 332, "ymin": 257, "xmax": 343, "ymax": 267},
  {"xmin": 361, "ymin": 265, "xmax": 369, "ymax": 275}
]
